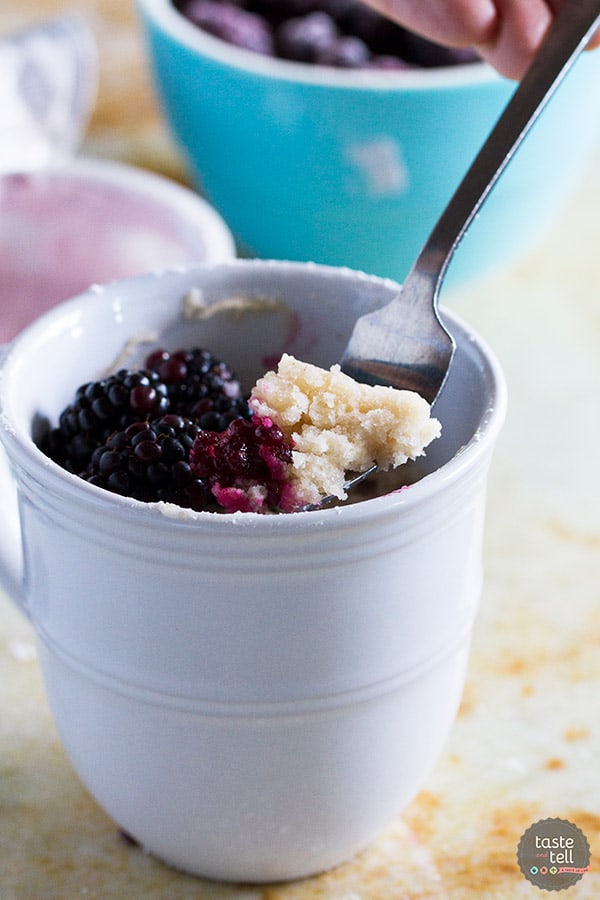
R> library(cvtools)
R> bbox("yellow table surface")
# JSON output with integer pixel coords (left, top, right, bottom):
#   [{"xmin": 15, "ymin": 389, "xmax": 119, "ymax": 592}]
[{"xmin": 1, "ymin": 3, "xmax": 600, "ymax": 898}]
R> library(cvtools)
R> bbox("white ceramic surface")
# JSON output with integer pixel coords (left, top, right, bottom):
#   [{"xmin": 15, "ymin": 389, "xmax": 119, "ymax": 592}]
[{"xmin": 0, "ymin": 260, "xmax": 505, "ymax": 881}]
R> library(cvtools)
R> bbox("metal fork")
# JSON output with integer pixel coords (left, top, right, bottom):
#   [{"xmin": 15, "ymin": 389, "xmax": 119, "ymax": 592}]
[{"xmin": 341, "ymin": 0, "xmax": 600, "ymax": 406}]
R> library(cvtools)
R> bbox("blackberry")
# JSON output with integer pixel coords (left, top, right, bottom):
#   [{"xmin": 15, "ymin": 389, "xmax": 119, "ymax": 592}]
[
  {"xmin": 190, "ymin": 415, "xmax": 298, "ymax": 513},
  {"xmin": 83, "ymin": 415, "xmax": 212, "ymax": 511},
  {"xmin": 42, "ymin": 369, "xmax": 170, "ymax": 474},
  {"xmin": 144, "ymin": 347, "xmax": 251, "ymax": 429}
]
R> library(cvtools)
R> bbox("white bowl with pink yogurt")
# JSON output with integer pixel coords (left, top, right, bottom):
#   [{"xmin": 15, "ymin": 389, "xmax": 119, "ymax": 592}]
[{"xmin": 0, "ymin": 155, "xmax": 235, "ymax": 343}]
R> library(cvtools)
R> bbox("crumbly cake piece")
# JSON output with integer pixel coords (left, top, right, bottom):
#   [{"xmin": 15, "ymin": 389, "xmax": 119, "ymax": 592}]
[{"xmin": 249, "ymin": 353, "xmax": 441, "ymax": 504}]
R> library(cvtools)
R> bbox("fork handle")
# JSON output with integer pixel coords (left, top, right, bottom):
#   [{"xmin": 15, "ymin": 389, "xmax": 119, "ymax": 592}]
[{"xmin": 406, "ymin": 0, "xmax": 600, "ymax": 306}]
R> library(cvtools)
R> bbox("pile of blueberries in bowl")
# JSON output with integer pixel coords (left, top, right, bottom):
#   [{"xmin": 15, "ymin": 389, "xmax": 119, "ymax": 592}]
[
  {"xmin": 173, "ymin": 0, "xmax": 479, "ymax": 69},
  {"xmin": 137, "ymin": 0, "xmax": 600, "ymax": 286}
]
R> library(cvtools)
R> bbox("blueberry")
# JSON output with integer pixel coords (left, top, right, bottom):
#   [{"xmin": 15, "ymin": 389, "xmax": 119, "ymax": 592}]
[
  {"xmin": 183, "ymin": 0, "xmax": 275, "ymax": 54},
  {"xmin": 316, "ymin": 34, "xmax": 370, "ymax": 68},
  {"xmin": 176, "ymin": 0, "xmax": 480, "ymax": 69},
  {"xmin": 276, "ymin": 11, "xmax": 338, "ymax": 62}
]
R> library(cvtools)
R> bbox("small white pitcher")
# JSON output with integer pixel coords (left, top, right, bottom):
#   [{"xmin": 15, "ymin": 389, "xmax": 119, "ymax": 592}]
[{"xmin": 0, "ymin": 260, "xmax": 506, "ymax": 882}]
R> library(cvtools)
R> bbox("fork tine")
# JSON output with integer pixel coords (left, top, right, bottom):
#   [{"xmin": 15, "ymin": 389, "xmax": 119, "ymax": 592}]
[
  {"xmin": 340, "ymin": 288, "xmax": 455, "ymax": 404},
  {"xmin": 297, "ymin": 464, "xmax": 378, "ymax": 512}
]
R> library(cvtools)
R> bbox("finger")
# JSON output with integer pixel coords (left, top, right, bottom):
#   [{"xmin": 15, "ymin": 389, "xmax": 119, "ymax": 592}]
[
  {"xmin": 474, "ymin": 0, "xmax": 600, "ymax": 80},
  {"xmin": 365, "ymin": 0, "xmax": 600, "ymax": 79},
  {"xmin": 474, "ymin": 0, "xmax": 553, "ymax": 78},
  {"xmin": 365, "ymin": 0, "xmax": 498, "ymax": 48}
]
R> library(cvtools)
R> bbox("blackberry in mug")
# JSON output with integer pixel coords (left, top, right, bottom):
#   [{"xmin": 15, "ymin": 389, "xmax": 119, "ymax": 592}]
[
  {"xmin": 40, "ymin": 342, "xmax": 440, "ymax": 514},
  {"xmin": 84, "ymin": 415, "xmax": 211, "ymax": 510},
  {"xmin": 41, "ymin": 347, "xmax": 250, "ymax": 480},
  {"xmin": 145, "ymin": 346, "xmax": 251, "ymax": 429},
  {"xmin": 41, "ymin": 369, "xmax": 170, "ymax": 474}
]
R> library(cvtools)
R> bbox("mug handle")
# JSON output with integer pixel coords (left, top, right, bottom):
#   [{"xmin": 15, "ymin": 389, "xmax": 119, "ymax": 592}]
[{"xmin": 0, "ymin": 343, "xmax": 27, "ymax": 616}]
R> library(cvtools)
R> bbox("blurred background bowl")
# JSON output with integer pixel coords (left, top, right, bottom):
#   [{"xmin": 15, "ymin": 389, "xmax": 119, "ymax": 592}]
[
  {"xmin": 136, "ymin": 0, "xmax": 600, "ymax": 288},
  {"xmin": 0, "ymin": 154, "xmax": 235, "ymax": 343}
]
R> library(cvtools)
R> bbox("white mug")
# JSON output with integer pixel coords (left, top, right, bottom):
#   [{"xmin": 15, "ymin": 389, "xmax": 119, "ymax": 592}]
[{"xmin": 0, "ymin": 260, "xmax": 506, "ymax": 882}]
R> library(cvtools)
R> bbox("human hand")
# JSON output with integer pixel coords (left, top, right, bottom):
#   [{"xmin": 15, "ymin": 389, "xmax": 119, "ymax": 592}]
[{"xmin": 363, "ymin": 0, "xmax": 600, "ymax": 79}]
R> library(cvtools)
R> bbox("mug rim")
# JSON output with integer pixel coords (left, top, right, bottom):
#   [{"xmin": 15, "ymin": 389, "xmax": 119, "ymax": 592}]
[
  {"xmin": 0, "ymin": 259, "xmax": 507, "ymax": 530},
  {"xmin": 136, "ymin": 0, "xmax": 501, "ymax": 91}
]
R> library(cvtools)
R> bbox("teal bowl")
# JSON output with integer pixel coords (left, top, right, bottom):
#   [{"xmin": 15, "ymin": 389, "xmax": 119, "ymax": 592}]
[{"xmin": 137, "ymin": 0, "xmax": 600, "ymax": 287}]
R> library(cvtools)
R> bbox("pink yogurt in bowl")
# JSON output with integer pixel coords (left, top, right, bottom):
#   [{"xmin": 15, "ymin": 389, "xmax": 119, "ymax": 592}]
[{"xmin": 0, "ymin": 155, "xmax": 235, "ymax": 343}]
